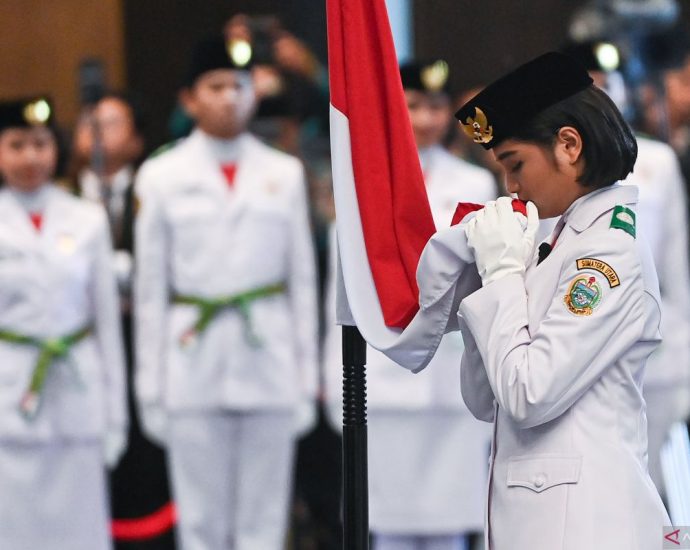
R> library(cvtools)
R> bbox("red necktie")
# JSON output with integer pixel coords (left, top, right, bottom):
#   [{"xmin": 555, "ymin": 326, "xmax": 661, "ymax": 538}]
[
  {"xmin": 29, "ymin": 212, "xmax": 43, "ymax": 232},
  {"xmin": 221, "ymin": 163, "xmax": 238, "ymax": 188}
]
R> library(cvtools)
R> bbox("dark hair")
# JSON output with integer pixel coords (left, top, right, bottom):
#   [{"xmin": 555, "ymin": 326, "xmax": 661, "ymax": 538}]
[{"xmin": 509, "ymin": 85, "xmax": 637, "ymax": 188}]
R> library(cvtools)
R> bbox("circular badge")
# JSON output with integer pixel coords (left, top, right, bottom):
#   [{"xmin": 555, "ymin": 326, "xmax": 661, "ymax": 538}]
[{"xmin": 564, "ymin": 275, "xmax": 602, "ymax": 316}]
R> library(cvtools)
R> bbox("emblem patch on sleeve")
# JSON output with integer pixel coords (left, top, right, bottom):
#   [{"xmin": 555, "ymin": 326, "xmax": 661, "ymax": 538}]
[
  {"xmin": 564, "ymin": 275, "xmax": 602, "ymax": 316},
  {"xmin": 576, "ymin": 258, "xmax": 620, "ymax": 287}
]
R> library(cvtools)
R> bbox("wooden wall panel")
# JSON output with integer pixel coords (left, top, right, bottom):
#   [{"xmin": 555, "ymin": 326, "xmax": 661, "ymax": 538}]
[{"xmin": 0, "ymin": 0, "xmax": 125, "ymax": 127}]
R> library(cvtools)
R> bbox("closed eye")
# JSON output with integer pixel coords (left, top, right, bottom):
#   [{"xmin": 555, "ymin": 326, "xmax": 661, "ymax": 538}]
[{"xmin": 510, "ymin": 161, "xmax": 523, "ymax": 174}]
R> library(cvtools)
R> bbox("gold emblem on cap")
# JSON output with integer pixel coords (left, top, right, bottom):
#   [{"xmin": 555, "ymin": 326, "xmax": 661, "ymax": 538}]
[
  {"xmin": 23, "ymin": 99, "xmax": 51, "ymax": 126},
  {"xmin": 421, "ymin": 60, "xmax": 449, "ymax": 92},
  {"xmin": 227, "ymin": 39, "xmax": 252, "ymax": 68},
  {"xmin": 461, "ymin": 107, "xmax": 493, "ymax": 144}
]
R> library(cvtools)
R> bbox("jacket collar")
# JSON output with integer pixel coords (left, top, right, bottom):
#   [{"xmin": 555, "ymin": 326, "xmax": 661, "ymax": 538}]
[{"xmin": 563, "ymin": 183, "xmax": 638, "ymax": 233}]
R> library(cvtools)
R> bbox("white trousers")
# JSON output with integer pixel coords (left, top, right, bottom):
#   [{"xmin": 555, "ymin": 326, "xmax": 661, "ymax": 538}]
[
  {"xmin": 0, "ymin": 440, "xmax": 111, "ymax": 550},
  {"xmin": 373, "ymin": 533, "xmax": 470, "ymax": 550},
  {"xmin": 167, "ymin": 410, "xmax": 296, "ymax": 550}
]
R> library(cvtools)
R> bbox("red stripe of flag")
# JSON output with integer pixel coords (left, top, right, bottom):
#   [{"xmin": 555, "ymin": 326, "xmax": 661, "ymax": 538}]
[{"xmin": 327, "ymin": 0, "xmax": 436, "ymax": 328}]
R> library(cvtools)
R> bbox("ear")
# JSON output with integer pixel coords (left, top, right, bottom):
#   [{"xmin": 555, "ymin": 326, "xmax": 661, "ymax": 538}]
[{"xmin": 555, "ymin": 126, "xmax": 583, "ymax": 165}]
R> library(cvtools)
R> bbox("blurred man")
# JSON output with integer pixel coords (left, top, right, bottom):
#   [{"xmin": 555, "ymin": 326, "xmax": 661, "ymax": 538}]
[
  {"xmin": 72, "ymin": 92, "xmax": 177, "ymax": 549},
  {"xmin": 134, "ymin": 35, "xmax": 318, "ymax": 550},
  {"xmin": 325, "ymin": 60, "xmax": 496, "ymax": 550}
]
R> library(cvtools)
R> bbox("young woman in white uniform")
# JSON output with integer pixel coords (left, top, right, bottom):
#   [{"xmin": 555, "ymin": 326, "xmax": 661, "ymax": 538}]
[
  {"xmin": 0, "ymin": 97, "xmax": 127, "ymax": 550},
  {"xmin": 454, "ymin": 52, "xmax": 670, "ymax": 550}
]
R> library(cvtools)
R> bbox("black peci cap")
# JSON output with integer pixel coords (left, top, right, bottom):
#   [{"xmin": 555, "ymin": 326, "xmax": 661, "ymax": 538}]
[
  {"xmin": 0, "ymin": 96, "xmax": 54, "ymax": 133},
  {"xmin": 399, "ymin": 60, "xmax": 451, "ymax": 94},
  {"xmin": 455, "ymin": 52, "xmax": 593, "ymax": 149},
  {"xmin": 184, "ymin": 35, "xmax": 254, "ymax": 87}
]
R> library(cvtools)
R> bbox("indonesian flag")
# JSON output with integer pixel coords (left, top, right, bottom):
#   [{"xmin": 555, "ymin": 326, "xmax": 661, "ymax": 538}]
[{"xmin": 327, "ymin": 0, "xmax": 436, "ymax": 337}]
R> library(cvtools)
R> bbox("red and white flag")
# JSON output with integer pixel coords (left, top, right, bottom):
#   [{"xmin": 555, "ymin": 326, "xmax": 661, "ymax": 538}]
[{"xmin": 327, "ymin": 0, "xmax": 436, "ymax": 342}]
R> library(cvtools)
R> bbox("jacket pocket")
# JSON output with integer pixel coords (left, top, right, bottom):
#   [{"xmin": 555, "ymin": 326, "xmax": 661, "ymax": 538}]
[{"xmin": 507, "ymin": 454, "xmax": 582, "ymax": 493}]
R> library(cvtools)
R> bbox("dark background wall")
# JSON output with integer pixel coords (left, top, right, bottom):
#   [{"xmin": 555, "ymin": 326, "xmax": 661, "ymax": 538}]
[
  {"xmin": 123, "ymin": 0, "xmax": 328, "ymax": 149},
  {"xmin": 77, "ymin": 0, "xmax": 690, "ymax": 149}
]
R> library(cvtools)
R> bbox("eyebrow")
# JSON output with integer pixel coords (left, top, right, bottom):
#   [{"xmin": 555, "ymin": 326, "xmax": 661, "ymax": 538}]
[{"xmin": 497, "ymin": 150, "xmax": 517, "ymax": 161}]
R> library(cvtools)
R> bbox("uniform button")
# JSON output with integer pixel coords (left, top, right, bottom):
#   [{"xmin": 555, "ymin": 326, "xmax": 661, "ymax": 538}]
[{"xmin": 533, "ymin": 474, "xmax": 547, "ymax": 488}]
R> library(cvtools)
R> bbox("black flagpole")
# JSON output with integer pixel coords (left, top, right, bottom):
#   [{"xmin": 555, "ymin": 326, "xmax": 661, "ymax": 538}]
[{"xmin": 342, "ymin": 324, "xmax": 369, "ymax": 549}]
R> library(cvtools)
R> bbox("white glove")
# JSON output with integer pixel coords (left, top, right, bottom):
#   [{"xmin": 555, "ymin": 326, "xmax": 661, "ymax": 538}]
[
  {"xmin": 140, "ymin": 402, "xmax": 168, "ymax": 447},
  {"xmin": 294, "ymin": 399, "xmax": 317, "ymax": 437},
  {"xmin": 103, "ymin": 427, "xmax": 128, "ymax": 469},
  {"xmin": 466, "ymin": 197, "xmax": 539, "ymax": 286}
]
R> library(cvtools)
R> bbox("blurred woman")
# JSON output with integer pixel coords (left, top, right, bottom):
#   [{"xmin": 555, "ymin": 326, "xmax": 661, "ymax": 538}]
[{"xmin": 0, "ymin": 97, "xmax": 127, "ymax": 550}]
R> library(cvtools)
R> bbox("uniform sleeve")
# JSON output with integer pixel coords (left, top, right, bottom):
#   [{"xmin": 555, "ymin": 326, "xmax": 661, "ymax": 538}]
[
  {"xmin": 459, "ymin": 317, "xmax": 496, "ymax": 422},
  {"xmin": 458, "ymin": 235, "xmax": 649, "ymax": 429},
  {"xmin": 133, "ymin": 167, "xmax": 170, "ymax": 406},
  {"xmin": 91, "ymin": 211, "xmax": 128, "ymax": 431},
  {"xmin": 287, "ymin": 164, "xmax": 319, "ymax": 401},
  {"xmin": 655, "ymin": 153, "xmax": 690, "ymax": 385}
]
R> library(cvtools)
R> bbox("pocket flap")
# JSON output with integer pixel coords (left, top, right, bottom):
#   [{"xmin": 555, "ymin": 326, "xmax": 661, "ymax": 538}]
[{"xmin": 507, "ymin": 455, "xmax": 582, "ymax": 493}]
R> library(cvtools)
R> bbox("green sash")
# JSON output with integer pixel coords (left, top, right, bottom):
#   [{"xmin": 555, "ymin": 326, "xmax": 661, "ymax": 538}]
[
  {"xmin": 0, "ymin": 326, "xmax": 90, "ymax": 419},
  {"xmin": 173, "ymin": 282, "xmax": 286, "ymax": 348}
]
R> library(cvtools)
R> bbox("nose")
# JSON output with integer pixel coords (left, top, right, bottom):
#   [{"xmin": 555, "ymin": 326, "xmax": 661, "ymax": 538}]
[
  {"xmin": 504, "ymin": 173, "xmax": 519, "ymax": 194},
  {"xmin": 222, "ymin": 88, "xmax": 240, "ymax": 105}
]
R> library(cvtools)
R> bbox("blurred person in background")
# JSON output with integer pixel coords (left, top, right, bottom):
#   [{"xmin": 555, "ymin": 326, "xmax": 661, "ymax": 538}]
[
  {"xmin": 0, "ymin": 96, "xmax": 127, "ymax": 549},
  {"xmin": 325, "ymin": 60, "xmax": 496, "ymax": 550},
  {"xmin": 563, "ymin": 39, "xmax": 690, "ymax": 499},
  {"xmin": 134, "ymin": 35, "xmax": 318, "ymax": 550},
  {"xmin": 71, "ymin": 92, "xmax": 176, "ymax": 549},
  {"xmin": 224, "ymin": 14, "xmax": 329, "ymax": 156}
]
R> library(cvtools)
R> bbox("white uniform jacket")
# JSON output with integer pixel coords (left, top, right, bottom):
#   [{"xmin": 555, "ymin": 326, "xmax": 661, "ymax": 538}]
[
  {"xmin": 0, "ymin": 186, "xmax": 127, "ymax": 442},
  {"xmin": 623, "ymin": 136, "xmax": 690, "ymax": 388},
  {"xmin": 134, "ymin": 130, "xmax": 318, "ymax": 411},
  {"xmin": 327, "ymin": 145, "xmax": 497, "ymax": 411},
  {"xmin": 458, "ymin": 185, "xmax": 669, "ymax": 550}
]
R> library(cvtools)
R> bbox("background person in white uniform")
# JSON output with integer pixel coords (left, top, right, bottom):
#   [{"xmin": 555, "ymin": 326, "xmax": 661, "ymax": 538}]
[
  {"xmin": 0, "ymin": 96, "xmax": 127, "ymax": 550},
  {"xmin": 134, "ymin": 36, "xmax": 318, "ymax": 550},
  {"xmin": 326, "ymin": 60, "xmax": 496, "ymax": 550}
]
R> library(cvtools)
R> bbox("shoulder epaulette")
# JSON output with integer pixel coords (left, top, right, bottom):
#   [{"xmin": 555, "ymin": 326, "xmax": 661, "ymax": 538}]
[{"xmin": 610, "ymin": 205, "xmax": 636, "ymax": 238}]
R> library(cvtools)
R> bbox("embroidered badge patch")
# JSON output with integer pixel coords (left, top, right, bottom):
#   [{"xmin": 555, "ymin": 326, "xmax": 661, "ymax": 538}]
[
  {"xmin": 610, "ymin": 205, "xmax": 636, "ymax": 238},
  {"xmin": 576, "ymin": 258, "xmax": 620, "ymax": 288},
  {"xmin": 564, "ymin": 275, "xmax": 602, "ymax": 316}
]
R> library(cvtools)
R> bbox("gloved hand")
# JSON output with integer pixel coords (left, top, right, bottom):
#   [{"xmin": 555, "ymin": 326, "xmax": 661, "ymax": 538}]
[
  {"xmin": 466, "ymin": 197, "xmax": 539, "ymax": 286},
  {"xmin": 103, "ymin": 426, "xmax": 128, "ymax": 469},
  {"xmin": 294, "ymin": 399, "xmax": 317, "ymax": 437},
  {"xmin": 140, "ymin": 402, "xmax": 168, "ymax": 447}
]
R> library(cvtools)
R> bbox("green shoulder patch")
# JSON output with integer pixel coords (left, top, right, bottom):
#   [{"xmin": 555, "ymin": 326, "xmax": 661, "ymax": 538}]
[{"xmin": 610, "ymin": 205, "xmax": 636, "ymax": 238}]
